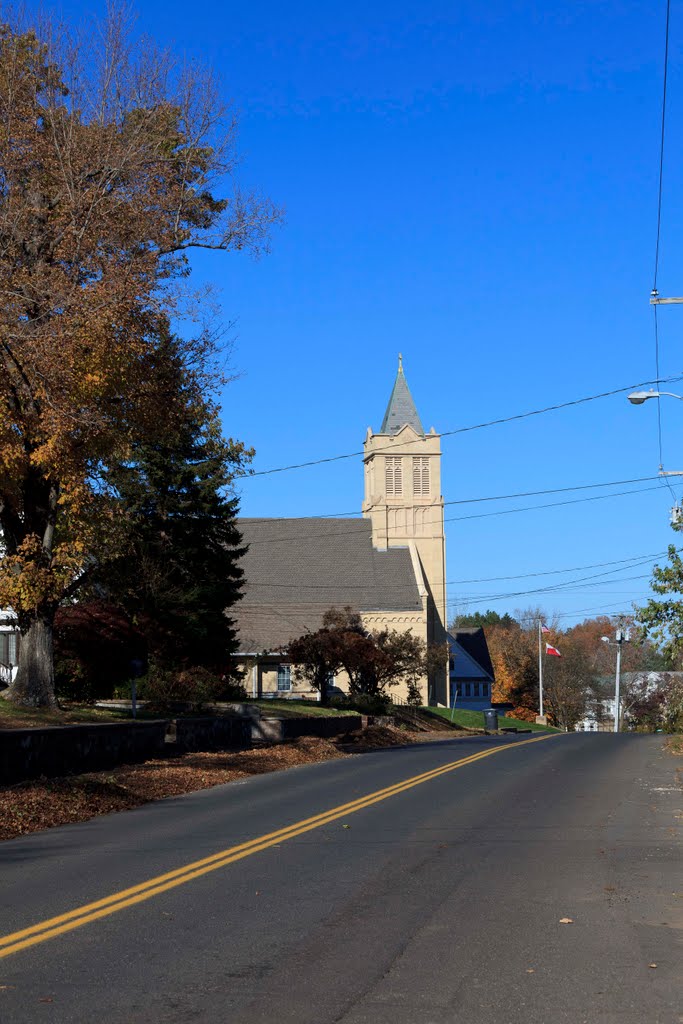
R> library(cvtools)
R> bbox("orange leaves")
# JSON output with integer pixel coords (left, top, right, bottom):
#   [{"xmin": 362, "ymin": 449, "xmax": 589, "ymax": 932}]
[{"xmin": 0, "ymin": 535, "xmax": 87, "ymax": 614}]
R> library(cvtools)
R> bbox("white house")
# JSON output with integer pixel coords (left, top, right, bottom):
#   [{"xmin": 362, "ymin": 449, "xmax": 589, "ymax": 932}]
[{"xmin": 0, "ymin": 608, "xmax": 19, "ymax": 687}]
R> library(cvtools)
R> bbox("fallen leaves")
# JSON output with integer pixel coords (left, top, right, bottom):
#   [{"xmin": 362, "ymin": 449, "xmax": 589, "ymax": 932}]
[
  {"xmin": 0, "ymin": 726, "xmax": 435, "ymax": 843},
  {"xmin": 0, "ymin": 738, "xmax": 349, "ymax": 841}
]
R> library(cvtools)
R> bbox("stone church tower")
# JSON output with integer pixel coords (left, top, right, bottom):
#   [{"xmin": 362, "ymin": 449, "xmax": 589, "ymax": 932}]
[{"xmin": 362, "ymin": 357, "xmax": 448, "ymax": 702}]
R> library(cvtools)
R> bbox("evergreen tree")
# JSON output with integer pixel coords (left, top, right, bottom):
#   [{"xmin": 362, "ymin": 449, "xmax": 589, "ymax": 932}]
[{"xmin": 90, "ymin": 338, "xmax": 251, "ymax": 671}]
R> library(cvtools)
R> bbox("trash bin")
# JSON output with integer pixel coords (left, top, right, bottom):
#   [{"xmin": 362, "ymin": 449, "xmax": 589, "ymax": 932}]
[{"xmin": 483, "ymin": 709, "xmax": 498, "ymax": 733}]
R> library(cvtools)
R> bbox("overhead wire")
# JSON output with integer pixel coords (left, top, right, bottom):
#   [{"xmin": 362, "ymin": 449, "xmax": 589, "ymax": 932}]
[
  {"xmin": 241, "ymin": 478, "xmax": 662, "ymax": 546},
  {"xmin": 450, "ymin": 571, "xmax": 653, "ymax": 606},
  {"xmin": 241, "ymin": 473, "xmax": 663, "ymax": 534},
  {"xmin": 242, "ymin": 373, "xmax": 683, "ymax": 479},
  {"xmin": 444, "ymin": 483, "xmax": 661, "ymax": 524},
  {"xmin": 246, "ymin": 549, "xmax": 666, "ymax": 593},
  {"xmin": 652, "ymin": 0, "xmax": 677, "ymax": 500},
  {"xmin": 443, "ymin": 548, "xmax": 669, "ymax": 585}
]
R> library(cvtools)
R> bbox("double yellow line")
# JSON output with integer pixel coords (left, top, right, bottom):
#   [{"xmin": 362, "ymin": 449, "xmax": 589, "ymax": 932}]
[{"xmin": 0, "ymin": 733, "xmax": 556, "ymax": 960}]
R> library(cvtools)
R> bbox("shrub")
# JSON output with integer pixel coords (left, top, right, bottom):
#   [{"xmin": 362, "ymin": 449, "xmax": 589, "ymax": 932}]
[
  {"xmin": 135, "ymin": 665, "xmax": 246, "ymax": 709},
  {"xmin": 406, "ymin": 681, "xmax": 423, "ymax": 707},
  {"xmin": 54, "ymin": 601, "xmax": 146, "ymax": 704},
  {"xmin": 343, "ymin": 693, "xmax": 392, "ymax": 715}
]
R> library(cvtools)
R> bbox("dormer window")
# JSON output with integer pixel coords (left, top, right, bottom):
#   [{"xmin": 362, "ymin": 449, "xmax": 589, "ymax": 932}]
[{"xmin": 386, "ymin": 457, "xmax": 402, "ymax": 496}]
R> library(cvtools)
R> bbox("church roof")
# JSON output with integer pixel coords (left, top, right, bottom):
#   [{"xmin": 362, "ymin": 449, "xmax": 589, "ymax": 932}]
[
  {"xmin": 380, "ymin": 357, "xmax": 424, "ymax": 435},
  {"xmin": 234, "ymin": 517, "xmax": 422, "ymax": 653}
]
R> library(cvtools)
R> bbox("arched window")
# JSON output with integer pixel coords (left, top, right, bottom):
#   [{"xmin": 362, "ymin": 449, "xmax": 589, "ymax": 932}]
[
  {"xmin": 386, "ymin": 457, "xmax": 402, "ymax": 496},
  {"xmin": 413, "ymin": 457, "xmax": 430, "ymax": 496}
]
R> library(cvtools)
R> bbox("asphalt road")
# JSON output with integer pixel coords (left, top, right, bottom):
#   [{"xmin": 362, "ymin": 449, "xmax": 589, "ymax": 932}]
[{"xmin": 0, "ymin": 733, "xmax": 680, "ymax": 1023}]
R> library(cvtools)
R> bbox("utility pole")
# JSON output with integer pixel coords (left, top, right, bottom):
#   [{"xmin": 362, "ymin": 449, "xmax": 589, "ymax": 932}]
[
  {"xmin": 538, "ymin": 619, "xmax": 544, "ymax": 719},
  {"xmin": 614, "ymin": 629, "xmax": 623, "ymax": 733},
  {"xmin": 602, "ymin": 628, "xmax": 630, "ymax": 732}
]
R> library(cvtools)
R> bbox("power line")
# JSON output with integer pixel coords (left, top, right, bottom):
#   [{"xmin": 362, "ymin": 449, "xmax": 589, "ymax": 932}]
[
  {"xmin": 445, "ymin": 484, "xmax": 661, "ymax": 524},
  {"xmin": 449, "ymin": 575, "xmax": 652, "ymax": 609},
  {"xmin": 652, "ymin": 0, "xmax": 676, "ymax": 500},
  {"xmin": 246, "ymin": 550, "xmax": 666, "ymax": 594},
  {"xmin": 454, "ymin": 559, "xmax": 658, "ymax": 600},
  {"xmin": 553, "ymin": 602, "xmax": 641, "ymax": 621},
  {"xmin": 244, "ymin": 374, "xmax": 683, "ymax": 478},
  {"xmin": 241, "ymin": 482, "xmax": 662, "ymax": 548},
  {"xmin": 447, "ymin": 549, "xmax": 669, "ymax": 584},
  {"xmin": 653, "ymin": 0, "xmax": 671, "ymax": 292},
  {"xmin": 453, "ymin": 572, "xmax": 652, "ymax": 606},
  {"xmin": 241, "ymin": 473, "xmax": 663, "ymax": 533}
]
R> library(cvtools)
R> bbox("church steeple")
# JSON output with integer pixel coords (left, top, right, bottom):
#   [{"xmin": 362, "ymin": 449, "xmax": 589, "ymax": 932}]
[{"xmin": 379, "ymin": 354, "xmax": 424, "ymax": 435}]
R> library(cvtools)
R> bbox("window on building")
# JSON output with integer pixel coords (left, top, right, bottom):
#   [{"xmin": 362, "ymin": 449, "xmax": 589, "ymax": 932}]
[
  {"xmin": 412, "ymin": 457, "xmax": 430, "ymax": 496},
  {"xmin": 0, "ymin": 632, "xmax": 18, "ymax": 665},
  {"xmin": 277, "ymin": 665, "xmax": 292, "ymax": 691},
  {"xmin": 386, "ymin": 457, "xmax": 402, "ymax": 496}
]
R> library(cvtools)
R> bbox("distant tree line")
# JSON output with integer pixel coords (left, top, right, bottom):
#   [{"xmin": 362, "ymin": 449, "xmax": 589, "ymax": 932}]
[{"xmin": 451, "ymin": 606, "xmax": 680, "ymax": 732}]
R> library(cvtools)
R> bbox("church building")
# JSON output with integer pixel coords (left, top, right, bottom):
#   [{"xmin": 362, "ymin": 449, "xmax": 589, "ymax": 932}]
[{"xmin": 234, "ymin": 359, "xmax": 449, "ymax": 705}]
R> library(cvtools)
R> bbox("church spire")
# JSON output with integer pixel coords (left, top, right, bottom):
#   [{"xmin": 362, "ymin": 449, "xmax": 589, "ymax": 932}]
[{"xmin": 379, "ymin": 355, "xmax": 424, "ymax": 435}]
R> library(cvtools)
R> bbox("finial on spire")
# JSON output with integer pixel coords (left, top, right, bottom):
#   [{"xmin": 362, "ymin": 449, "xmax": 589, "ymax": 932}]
[{"xmin": 379, "ymin": 355, "xmax": 424, "ymax": 434}]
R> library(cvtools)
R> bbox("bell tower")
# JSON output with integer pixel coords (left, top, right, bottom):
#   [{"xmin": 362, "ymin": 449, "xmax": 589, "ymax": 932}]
[{"xmin": 362, "ymin": 357, "xmax": 448, "ymax": 700}]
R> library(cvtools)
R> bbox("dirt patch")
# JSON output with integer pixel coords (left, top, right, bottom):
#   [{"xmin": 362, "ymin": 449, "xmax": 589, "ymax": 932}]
[{"xmin": 337, "ymin": 724, "xmax": 456, "ymax": 751}]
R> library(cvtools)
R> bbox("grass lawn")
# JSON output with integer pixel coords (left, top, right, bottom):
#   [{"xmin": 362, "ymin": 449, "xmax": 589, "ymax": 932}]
[
  {"xmin": 0, "ymin": 694, "xmax": 360, "ymax": 729},
  {"xmin": 423, "ymin": 706, "xmax": 561, "ymax": 733},
  {"xmin": 0, "ymin": 696, "xmax": 137, "ymax": 729},
  {"xmin": 251, "ymin": 699, "xmax": 360, "ymax": 718}
]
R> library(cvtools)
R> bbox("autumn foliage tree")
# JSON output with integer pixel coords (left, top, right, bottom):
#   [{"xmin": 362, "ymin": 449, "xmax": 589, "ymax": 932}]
[
  {"xmin": 0, "ymin": 11, "xmax": 279, "ymax": 704},
  {"xmin": 288, "ymin": 607, "xmax": 441, "ymax": 706}
]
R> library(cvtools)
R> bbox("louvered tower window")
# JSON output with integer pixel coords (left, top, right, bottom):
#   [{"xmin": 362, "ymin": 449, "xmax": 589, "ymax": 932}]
[
  {"xmin": 413, "ymin": 457, "xmax": 430, "ymax": 496},
  {"xmin": 385, "ymin": 457, "xmax": 402, "ymax": 496}
]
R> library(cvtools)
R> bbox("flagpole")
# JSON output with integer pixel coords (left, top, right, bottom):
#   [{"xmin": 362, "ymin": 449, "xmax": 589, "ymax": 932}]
[{"xmin": 538, "ymin": 619, "xmax": 544, "ymax": 718}]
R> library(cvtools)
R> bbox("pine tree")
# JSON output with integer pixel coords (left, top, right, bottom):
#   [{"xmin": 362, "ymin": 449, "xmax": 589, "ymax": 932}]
[{"xmin": 92, "ymin": 340, "xmax": 251, "ymax": 671}]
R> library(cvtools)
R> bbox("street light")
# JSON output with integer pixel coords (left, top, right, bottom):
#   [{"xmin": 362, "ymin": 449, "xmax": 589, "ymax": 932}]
[
  {"xmin": 601, "ymin": 629, "xmax": 630, "ymax": 732},
  {"xmin": 627, "ymin": 389, "xmax": 683, "ymax": 404}
]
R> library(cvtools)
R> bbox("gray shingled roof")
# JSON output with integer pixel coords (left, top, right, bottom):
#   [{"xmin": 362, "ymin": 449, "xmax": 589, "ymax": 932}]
[
  {"xmin": 234, "ymin": 518, "xmax": 422, "ymax": 653},
  {"xmin": 380, "ymin": 364, "xmax": 424, "ymax": 435}
]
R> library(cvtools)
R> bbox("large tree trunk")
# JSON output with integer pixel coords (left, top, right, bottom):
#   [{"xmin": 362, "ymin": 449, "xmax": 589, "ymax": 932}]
[{"xmin": 6, "ymin": 612, "xmax": 57, "ymax": 707}]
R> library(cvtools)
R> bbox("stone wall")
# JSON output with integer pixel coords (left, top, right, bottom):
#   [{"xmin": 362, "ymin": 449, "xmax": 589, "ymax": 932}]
[
  {"xmin": 0, "ymin": 714, "xmax": 363, "ymax": 784},
  {"xmin": 0, "ymin": 721, "xmax": 168, "ymax": 785}
]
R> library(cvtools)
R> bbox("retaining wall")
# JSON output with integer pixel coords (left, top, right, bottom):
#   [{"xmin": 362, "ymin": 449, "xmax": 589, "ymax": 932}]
[
  {"xmin": 0, "ymin": 720, "xmax": 168, "ymax": 785},
  {"xmin": 0, "ymin": 714, "xmax": 363, "ymax": 784}
]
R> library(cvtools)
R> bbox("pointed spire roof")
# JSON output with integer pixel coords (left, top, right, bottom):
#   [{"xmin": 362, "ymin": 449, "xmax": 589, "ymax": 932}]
[{"xmin": 380, "ymin": 354, "xmax": 424, "ymax": 435}]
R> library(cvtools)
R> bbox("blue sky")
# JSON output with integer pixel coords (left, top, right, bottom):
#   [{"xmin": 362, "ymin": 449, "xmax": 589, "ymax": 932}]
[{"xmin": 53, "ymin": 1, "xmax": 683, "ymax": 624}]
